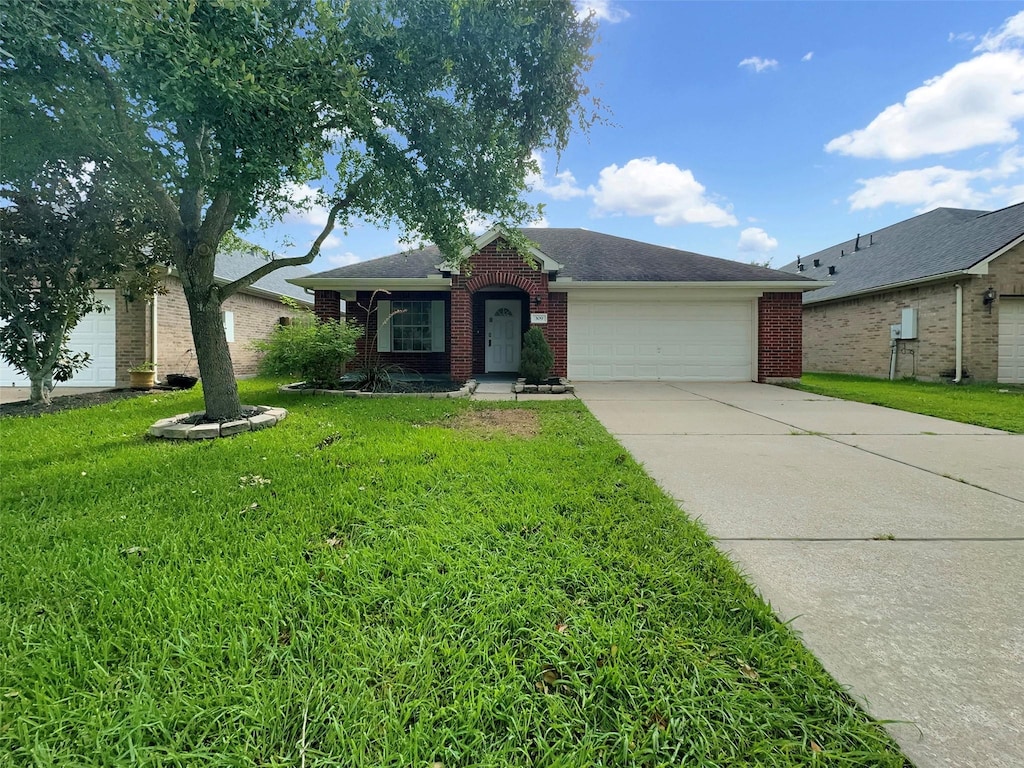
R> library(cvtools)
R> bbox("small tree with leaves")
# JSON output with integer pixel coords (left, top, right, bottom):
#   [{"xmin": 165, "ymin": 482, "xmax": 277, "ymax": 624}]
[
  {"xmin": 519, "ymin": 327, "xmax": 555, "ymax": 385},
  {"xmin": 0, "ymin": 161, "xmax": 165, "ymax": 403}
]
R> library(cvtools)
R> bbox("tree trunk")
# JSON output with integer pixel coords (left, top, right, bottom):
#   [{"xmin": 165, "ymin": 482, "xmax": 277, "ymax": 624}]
[
  {"xmin": 181, "ymin": 278, "xmax": 242, "ymax": 420},
  {"xmin": 29, "ymin": 372, "xmax": 52, "ymax": 405}
]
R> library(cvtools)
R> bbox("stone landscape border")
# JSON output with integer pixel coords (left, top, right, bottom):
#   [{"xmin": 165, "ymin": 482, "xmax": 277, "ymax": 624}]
[
  {"xmin": 278, "ymin": 380, "xmax": 478, "ymax": 399},
  {"xmin": 149, "ymin": 406, "xmax": 288, "ymax": 440},
  {"xmin": 514, "ymin": 379, "xmax": 574, "ymax": 395}
]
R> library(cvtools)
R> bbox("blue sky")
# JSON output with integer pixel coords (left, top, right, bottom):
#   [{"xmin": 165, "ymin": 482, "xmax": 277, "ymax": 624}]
[{"xmin": 243, "ymin": 1, "xmax": 1024, "ymax": 271}]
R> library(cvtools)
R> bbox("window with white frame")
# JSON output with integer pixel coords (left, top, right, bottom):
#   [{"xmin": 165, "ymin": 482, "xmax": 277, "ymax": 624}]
[
  {"xmin": 391, "ymin": 301, "xmax": 432, "ymax": 351},
  {"xmin": 377, "ymin": 299, "xmax": 445, "ymax": 353}
]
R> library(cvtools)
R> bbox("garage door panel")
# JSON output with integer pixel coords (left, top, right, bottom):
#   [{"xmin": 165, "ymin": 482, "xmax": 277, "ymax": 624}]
[
  {"xmin": 998, "ymin": 298, "xmax": 1024, "ymax": 384},
  {"xmin": 569, "ymin": 298, "xmax": 754, "ymax": 381},
  {"xmin": 0, "ymin": 290, "xmax": 117, "ymax": 387}
]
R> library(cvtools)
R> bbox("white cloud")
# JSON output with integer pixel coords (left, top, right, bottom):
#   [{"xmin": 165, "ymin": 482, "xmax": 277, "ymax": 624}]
[
  {"xmin": 801, "ymin": 51, "xmax": 814, "ymax": 62},
  {"xmin": 974, "ymin": 10, "xmax": 1024, "ymax": 52},
  {"xmin": 281, "ymin": 182, "xmax": 331, "ymax": 228},
  {"xmin": 526, "ymin": 153, "xmax": 585, "ymax": 200},
  {"xmin": 527, "ymin": 214, "xmax": 550, "ymax": 228},
  {"xmin": 320, "ymin": 250, "xmax": 361, "ymax": 269},
  {"xmin": 825, "ymin": 50, "xmax": 1024, "ymax": 160},
  {"xmin": 739, "ymin": 56, "xmax": 779, "ymax": 73},
  {"xmin": 948, "ymin": 31, "xmax": 976, "ymax": 45},
  {"xmin": 575, "ymin": 0, "xmax": 629, "ymax": 23},
  {"xmin": 588, "ymin": 157, "xmax": 738, "ymax": 227},
  {"xmin": 737, "ymin": 227, "xmax": 779, "ymax": 253},
  {"xmin": 847, "ymin": 148, "xmax": 1024, "ymax": 212}
]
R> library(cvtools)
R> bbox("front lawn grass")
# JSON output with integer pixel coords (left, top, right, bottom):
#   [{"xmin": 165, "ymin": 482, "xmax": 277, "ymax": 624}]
[
  {"xmin": 795, "ymin": 373, "xmax": 1024, "ymax": 433},
  {"xmin": 0, "ymin": 380, "xmax": 907, "ymax": 766}
]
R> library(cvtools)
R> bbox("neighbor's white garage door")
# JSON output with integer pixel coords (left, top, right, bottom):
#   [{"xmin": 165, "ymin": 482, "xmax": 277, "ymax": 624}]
[
  {"xmin": 0, "ymin": 290, "xmax": 118, "ymax": 387},
  {"xmin": 998, "ymin": 297, "xmax": 1024, "ymax": 384},
  {"xmin": 568, "ymin": 298, "xmax": 755, "ymax": 381}
]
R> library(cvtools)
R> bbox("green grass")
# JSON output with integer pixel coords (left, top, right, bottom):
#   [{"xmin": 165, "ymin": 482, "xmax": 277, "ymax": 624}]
[
  {"xmin": 793, "ymin": 373, "xmax": 1024, "ymax": 433},
  {"xmin": 0, "ymin": 380, "xmax": 906, "ymax": 766}
]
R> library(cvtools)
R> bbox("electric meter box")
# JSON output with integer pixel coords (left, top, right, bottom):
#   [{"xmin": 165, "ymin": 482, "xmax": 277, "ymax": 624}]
[{"xmin": 900, "ymin": 308, "xmax": 918, "ymax": 339}]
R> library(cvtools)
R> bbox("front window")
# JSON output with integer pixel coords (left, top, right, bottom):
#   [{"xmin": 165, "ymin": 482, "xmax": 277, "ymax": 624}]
[{"xmin": 391, "ymin": 301, "xmax": 432, "ymax": 352}]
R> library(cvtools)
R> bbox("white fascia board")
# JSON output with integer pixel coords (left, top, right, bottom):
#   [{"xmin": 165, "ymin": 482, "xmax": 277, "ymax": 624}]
[
  {"xmin": 804, "ymin": 270, "xmax": 968, "ymax": 305},
  {"xmin": 964, "ymin": 232, "xmax": 1024, "ymax": 275},
  {"xmin": 551, "ymin": 280, "xmax": 829, "ymax": 293},
  {"xmin": 286, "ymin": 277, "xmax": 451, "ymax": 292},
  {"xmin": 439, "ymin": 225, "xmax": 564, "ymax": 274}
]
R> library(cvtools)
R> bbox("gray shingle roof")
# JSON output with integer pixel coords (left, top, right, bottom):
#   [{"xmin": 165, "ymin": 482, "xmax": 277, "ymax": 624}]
[
  {"xmin": 214, "ymin": 244, "xmax": 312, "ymax": 304},
  {"xmin": 304, "ymin": 228, "xmax": 815, "ymax": 283},
  {"xmin": 778, "ymin": 203, "xmax": 1024, "ymax": 304}
]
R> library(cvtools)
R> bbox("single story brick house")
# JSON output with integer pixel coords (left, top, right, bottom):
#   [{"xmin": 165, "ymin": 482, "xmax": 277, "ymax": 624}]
[
  {"xmin": 291, "ymin": 227, "xmax": 823, "ymax": 383},
  {"xmin": 778, "ymin": 202, "xmax": 1024, "ymax": 384},
  {"xmin": 0, "ymin": 245, "xmax": 312, "ymax": 390}
]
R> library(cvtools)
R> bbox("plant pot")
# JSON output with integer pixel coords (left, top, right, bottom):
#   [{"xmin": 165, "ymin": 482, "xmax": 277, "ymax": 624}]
[
  {"xmin": 129, "ymin": 370, "xmax": 156, "ymax": 390},
  {"xmin": 165, "ymin": 373, "xmax": 198, "ymax": 390}
]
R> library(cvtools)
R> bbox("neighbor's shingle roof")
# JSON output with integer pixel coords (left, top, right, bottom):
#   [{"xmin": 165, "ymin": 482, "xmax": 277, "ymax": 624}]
[
  {"xmin": 778, "ymin": 203, "xmax": 1024, "ymax": 304},
  {"xmin": 304, "ymin": 228, "xmax": 813, "ymax": 283},
  {"xmin": 214, "ymin": 245, "xmax": 312, "ymax": 304}
]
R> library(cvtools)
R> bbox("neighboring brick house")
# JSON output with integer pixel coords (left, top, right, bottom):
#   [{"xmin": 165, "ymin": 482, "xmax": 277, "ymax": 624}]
[
  {"xmin": 0, "ymin": 243, "xmax": 312, "ymax": 389},
  {"xmin": 778, "ymin": 203, "xmax": 1024, "ymax": 384},
  {"xmin": 291, "ymin": 226, "xmax": 823, "ymax": 383}
]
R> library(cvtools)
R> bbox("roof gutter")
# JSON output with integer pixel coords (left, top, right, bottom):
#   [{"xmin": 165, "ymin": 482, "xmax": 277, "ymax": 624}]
[
  {"xmin": 804, "ymin": 269, "xmax": 970, "ymax": 305},
  {"xmin": 554, "ymin": 279, "xmax": 830, "ymax": 292},
  {"xmin": 287, "ymin": 277, "xmax": 451, "ymax": 291}
]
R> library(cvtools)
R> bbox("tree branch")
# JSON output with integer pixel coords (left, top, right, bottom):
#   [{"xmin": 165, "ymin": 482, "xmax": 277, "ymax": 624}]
[
  {"xmin": 80, "ymin": 51, "xmax": 182, "ymax": 229},
  {"xmin": 217, "ymin": 180, "xmax": 365, "ymax": 301}
]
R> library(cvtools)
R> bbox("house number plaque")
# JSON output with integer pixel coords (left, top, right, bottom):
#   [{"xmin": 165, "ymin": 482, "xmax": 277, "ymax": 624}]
[{"xmin": 530, "ymin": 313, "xmax": 548, "ymax": 324}]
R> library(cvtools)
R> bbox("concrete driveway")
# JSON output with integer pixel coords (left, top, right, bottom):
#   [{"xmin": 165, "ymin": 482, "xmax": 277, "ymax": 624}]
[{"xmin": 576, "ymin": 381, "xmax": 1024, "ymax": 768}]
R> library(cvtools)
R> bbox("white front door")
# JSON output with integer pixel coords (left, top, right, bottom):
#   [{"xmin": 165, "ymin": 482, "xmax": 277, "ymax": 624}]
[{"xmin": 485, "ymin": 299, "xmax": 521, "ymax": 373}]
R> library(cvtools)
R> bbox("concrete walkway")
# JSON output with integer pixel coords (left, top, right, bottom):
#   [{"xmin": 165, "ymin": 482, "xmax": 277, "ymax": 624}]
[
  {"xmin": 0, "ymin": 386, "xmax": 112, "ymax": 405},
  {"xmin": 576, "ymin": 381, "xmax": 1024, "ymax": 768}
]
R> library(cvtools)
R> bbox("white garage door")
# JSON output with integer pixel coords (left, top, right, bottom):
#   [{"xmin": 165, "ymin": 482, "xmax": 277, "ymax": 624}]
[
  {"xmin": 0, "ymin": 290, "xmax": 118, "ymax": 387},
  {"xmin": 998, "ymin": 297, "xmax": 1024, "ymax": 384},
  {"xmin": 568, "ymin": 298, "xmax": 754, "ymax": 381}
]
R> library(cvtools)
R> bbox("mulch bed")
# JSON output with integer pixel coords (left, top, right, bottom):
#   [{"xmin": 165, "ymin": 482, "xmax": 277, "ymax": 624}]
[{"xmin": 0, "ymin": 388, "xmax": 164, "ymax": 418}]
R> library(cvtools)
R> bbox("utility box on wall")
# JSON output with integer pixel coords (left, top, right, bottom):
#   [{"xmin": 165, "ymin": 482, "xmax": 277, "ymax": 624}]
[{"xmin": 900, "ymin": 307, "xmax": 918, "ymax": 339}]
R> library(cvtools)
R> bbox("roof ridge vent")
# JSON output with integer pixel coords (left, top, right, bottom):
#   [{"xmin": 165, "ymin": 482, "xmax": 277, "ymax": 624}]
[{"xmin": 813, "ymin": 258, "xmax": 821, "ymax": 268}]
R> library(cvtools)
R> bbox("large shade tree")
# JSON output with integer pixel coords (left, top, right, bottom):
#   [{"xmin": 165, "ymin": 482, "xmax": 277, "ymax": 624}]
[{"xmin": 2, "ymin": 0, "xmax": 596, "ymax": 419}]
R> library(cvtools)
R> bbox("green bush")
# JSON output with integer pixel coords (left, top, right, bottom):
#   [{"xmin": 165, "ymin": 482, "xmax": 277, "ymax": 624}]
[
  {"xmin": 253, "ymin": 306, "xmax": 362, "ymax": 386},
  {"xmin": 519, "ymin": 326, "xmax": 554, "ymax": 384}
]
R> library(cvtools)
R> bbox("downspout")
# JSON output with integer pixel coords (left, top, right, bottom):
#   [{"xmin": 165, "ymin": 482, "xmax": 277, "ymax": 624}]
[
  {"xmin": 150, "ymin": 294, "xmax": 159, "ymax": 381},
  {"xmin": 953, "ymin": 283, "xmax": 963, "ymax": 383}
]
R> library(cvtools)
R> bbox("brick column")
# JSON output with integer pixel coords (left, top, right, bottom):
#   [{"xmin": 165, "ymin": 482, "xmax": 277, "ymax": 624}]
[
  {"xmin": 450, "ymin": 285, "xmax": 472, "ymax": 381},
  {"xmin": 545, "ymin": 293, "xmax": 568, "ymax": 377},
  {"xmin": 314, "ymin": 290, "xmax": 342, "ymax": 322},
  {"xmin": 758, "ymin": 292, "xmax": 803, "ymax": 382}
]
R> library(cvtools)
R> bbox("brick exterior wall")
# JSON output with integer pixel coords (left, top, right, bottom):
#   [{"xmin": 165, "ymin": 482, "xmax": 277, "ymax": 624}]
[
  {"xmin": 757, "ymin": 292, "xmax": 803, "ymax": 381},
  {"xmin": 321, "ymin": 240, "xmax": 567, "ymax": 382},
  {"xmin": 114, "ymin": 275, "xmax": 308, "ymax": 386},
  {"xmin": 115, "ymin": 297, "xmax": 151, "ymax": 388},
  {"xmin": 451, "ymin": 240, "xmax": 560, "ymax": 382},
  {"xmin": 348, "ymin": 290, "xmax": 451, "ymax": 375},
  {"xmin": 801, "ymin": 242, "xmax": 1023, "ymax": 381},
  {"xmin": 314, "ymin": 290, "xmax": 343, "ymax": 322}
]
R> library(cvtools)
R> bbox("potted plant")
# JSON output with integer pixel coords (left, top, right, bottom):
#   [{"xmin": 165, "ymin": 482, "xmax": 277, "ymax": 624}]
[
  {"xmin": 127, "ymin": 361, "xmax": 157, "ymax": 390},
  {"xmin": 165, "ymin": 349, "xmax": 198, "ymax": 390}
]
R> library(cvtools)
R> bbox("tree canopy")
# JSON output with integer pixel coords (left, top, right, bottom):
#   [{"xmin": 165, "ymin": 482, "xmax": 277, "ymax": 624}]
[
  {"xmin": 2, "ymin": 0, "xmax": 597, "ymax": 418},
  {"xmin": 0, "ymin": 161, "xmax": 166, "ymax": 403}
]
